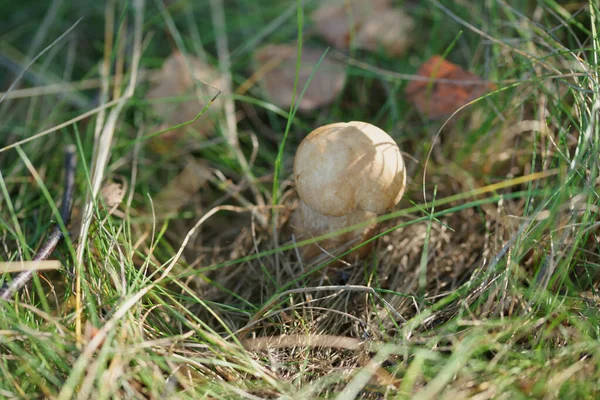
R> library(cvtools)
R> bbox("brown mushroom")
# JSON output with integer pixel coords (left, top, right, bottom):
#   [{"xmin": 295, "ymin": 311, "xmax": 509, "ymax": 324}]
[{"xmin": 291, "ymin": 121, "xmax": 406, "ymax": 260}]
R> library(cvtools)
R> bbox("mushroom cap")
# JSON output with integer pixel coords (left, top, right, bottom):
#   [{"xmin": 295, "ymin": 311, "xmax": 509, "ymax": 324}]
[{"xmin": 293, "ymin": 121, "xmax": 406, "ymax": 217}]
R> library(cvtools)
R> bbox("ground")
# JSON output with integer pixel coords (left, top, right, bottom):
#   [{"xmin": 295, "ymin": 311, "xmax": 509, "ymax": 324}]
[{"xmin": 1, "ymin": 0, "xmax": 599, "ymax": 399}]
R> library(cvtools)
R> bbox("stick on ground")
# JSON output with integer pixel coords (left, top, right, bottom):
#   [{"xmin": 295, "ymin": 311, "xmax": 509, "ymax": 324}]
[{"xmin": 0, "ymin": 145, "xmax": 76, "ymax": 300}]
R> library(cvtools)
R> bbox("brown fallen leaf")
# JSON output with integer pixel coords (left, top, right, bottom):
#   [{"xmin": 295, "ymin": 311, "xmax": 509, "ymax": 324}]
[
  {"xmin": 312, "ymin": 0, "xmax": 414, "ymax": 56},
  {"xmin": 405, "ymin": 55, "xmax": 495, "ymax": 119},
  {"xmin": 354, "ymin": 9, "xmax": 414, "ymax": 56},
  {"xmin": 146, "ymin": 51, "xmax": 224, "ymax": 150},
  {"xmin": 99, "ymin": 179, "xmax": 127, "ymax": 219},
  {"xmin": 312, "ymin": 0, "xmax": 390, "ymax": 49},
  {"xmin": 153, "ymin": 159, "xmax": 212, "ymax": 216},
  {"xmin": 253, "ymin": 44, "xmax": 347, "ymax": 112},
  {"xmin": 101, "ymin": 180, "xmax": 125, "ymax": 210}
]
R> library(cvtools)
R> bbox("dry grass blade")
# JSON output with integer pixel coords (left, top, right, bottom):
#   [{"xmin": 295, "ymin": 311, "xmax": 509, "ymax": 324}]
[
  {"xmin": 242, "ymin": 334, "xmax": 366, "ymax": 351},
  {"xmin": 243, "ymin": 334, "xmax": 400, "ymax": 393},
  {"xmin": 74, "ymin": 0, "xmax": 145, "ymax": 343},
  {"xmin": 0, "ymin": 97, "xmax": 134, "ymax": 154},
  {"xmin": 0, "ymin": 261, "xmax": 61, "ymax": 274},
  {"xmin": 236, "ymin": 285, "xmax": 406, "ymax": 341},
  {"xmin": 209, "ymin": 0, "xmax": 266, "ymax": 227}
]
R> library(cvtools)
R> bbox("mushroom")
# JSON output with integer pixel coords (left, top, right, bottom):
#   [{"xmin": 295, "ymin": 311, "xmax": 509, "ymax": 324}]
[{"xmin": 291, "ymin": 121, "xmax": 406, "ymax": 259}]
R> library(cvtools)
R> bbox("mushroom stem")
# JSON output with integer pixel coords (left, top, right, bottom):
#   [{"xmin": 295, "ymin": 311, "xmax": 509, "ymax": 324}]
[
  {"xmin": 292, "ymin": 201, "xmax": 375, "ymax": 244},
  {"xmin": 291, "ymin": 201, "xmax": 377, "ymax": 260}
]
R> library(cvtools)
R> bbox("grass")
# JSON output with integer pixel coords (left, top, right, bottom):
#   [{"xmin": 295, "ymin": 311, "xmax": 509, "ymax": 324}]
[{"xmin": 1, "ymin": 0, "xmax": 599, "ymax": 398}]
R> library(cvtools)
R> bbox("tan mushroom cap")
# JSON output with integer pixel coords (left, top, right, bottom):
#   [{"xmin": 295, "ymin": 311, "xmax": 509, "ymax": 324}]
[{"xmin": 294, "ymin": 121, "xmax": 406, "ymax": 217}]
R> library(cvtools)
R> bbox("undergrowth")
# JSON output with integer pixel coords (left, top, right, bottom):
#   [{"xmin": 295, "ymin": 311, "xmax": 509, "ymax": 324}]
[{"xmin": 1, "ymin": 0, "xmax": 599, "ymax": 399}]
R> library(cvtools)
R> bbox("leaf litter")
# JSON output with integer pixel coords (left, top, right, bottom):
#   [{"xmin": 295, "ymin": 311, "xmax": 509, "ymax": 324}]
[
  {"xmin": 406, "ymin": 55, "xmax": 495, "ymax": 119},
  {"xmin": 253, "ymin": 44, "xmax": 347, "ymax": 112},
  {"xmin": 146, "ymin": 51, "xmax": 224, "ymax": 151},
  {"xmin": 312, "ymin": 0, "xmax": 414, "ymax": 56}
]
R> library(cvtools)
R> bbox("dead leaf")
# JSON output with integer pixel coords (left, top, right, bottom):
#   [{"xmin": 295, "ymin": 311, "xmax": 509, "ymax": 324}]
[
  {"xmin": 405, "ymin": 55, "xmax": 495, "ymax": 119},
  {"xmin": 312, "ymin": 0, "xmax": 414, "ymax": 56},
  {"xmin": 101, "ymin": 181, "xmax": 125, "ymax": 209},
  {"xmin": 354, "ymin": 9, "xmax": 414, "ymax": 56},
  {"xmin": 146, "ymin": 51, "xmax": 224, "ymax": 150},
  {"xmin": 312, "ymin": 0, "xmax": 390, "ymax": 49},
  {"xmin": 253, "ymin": 44, "xmax": 346, "ymax": 112},
  {"xmin": 153, "ymin": 159, "xmax": 212, "ymax": 216}
]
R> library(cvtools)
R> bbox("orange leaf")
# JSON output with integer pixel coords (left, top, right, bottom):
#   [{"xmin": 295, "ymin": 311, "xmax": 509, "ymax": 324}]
[{"xmin": 406, "ymin": 56, "xmax": 495, "ymax": 119}]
